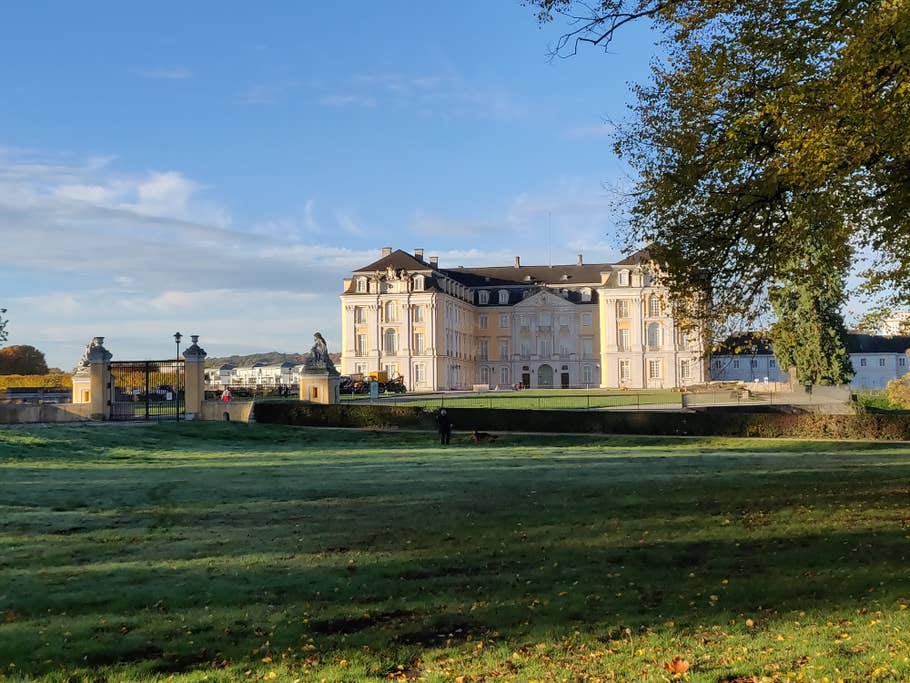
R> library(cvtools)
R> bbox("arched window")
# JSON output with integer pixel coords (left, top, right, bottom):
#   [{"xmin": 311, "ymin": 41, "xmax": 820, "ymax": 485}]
[
  {"xmin": 580, "ymin": 287, "xmax": 592, "ymax": 302},
  {"xmin": 383, "ymin": 329, "xmax": 397, "ymax": 354},
  {"xmin": 618, "ymin": 270, "xmax": 630, "ymax": 287},
  {"xmin": 356, "ymin": 277, "xmax": 367, "ymax": 293},
  {"xmin": 647, "ymin": 322, "xmax": 662, "ymax": 349},
  {"xmin": 384, "ymin": 301, "xmax": 397, "ymax": 322},
  {"xmin": 413, "ymin": 275, "xmax": 424, "ymax": 291},
  {"xmin": 478, "ymin": 290, "xmax": 489, "ymax": 304},
  {"xmin": 498, "ymin": 290, "xmax": 509, "ymax": 305},
  {"xmin": 480, "ymin": 366, "xmax": 491, "ymax": 385}
]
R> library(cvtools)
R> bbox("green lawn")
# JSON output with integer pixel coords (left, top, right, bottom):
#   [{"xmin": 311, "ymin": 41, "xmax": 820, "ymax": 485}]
[{"xmin": 1, "ymin": 424, "xmax": 909, "ymax": 682}]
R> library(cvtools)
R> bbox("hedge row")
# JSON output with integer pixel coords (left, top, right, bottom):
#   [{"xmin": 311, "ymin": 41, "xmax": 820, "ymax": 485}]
[
  {"xmin": 252, "ymin": 401, "xmax": 910, "ymax": 440},
  {"xmin": 0, "ymin": 373, "xmax": 72, "ymax": 389}
]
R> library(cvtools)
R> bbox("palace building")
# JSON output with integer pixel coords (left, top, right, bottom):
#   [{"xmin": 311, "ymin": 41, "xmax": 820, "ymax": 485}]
[{"xmin": 339, "ymin": 247, "xmax": 705, "ymax": 391}]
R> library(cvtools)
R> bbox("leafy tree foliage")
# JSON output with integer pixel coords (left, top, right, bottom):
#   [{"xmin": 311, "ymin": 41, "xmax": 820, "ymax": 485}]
[
  {"xmin": 0, "ymin": 307, "xmax": 7, "ymax": 344},
  {"xmin": 0, "ymin": 345, "xmax": 49, "ymax": 375},
  {"xmin": 531, "ymin": 0, "xmax": 910, "ymax": 327}
]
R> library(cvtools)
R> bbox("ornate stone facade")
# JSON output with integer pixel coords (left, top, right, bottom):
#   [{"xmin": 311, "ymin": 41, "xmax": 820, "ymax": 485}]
[{"xmin": 339, "ymin": 248, "xmax": 705, "ymax": 390}]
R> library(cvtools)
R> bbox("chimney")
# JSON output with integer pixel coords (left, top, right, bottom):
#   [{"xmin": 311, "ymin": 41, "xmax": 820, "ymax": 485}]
[
  {"xmin": 429, "ymin": 255, "xmax": 439, "ymax": 268},
  {"xmin": 577, "ymin": 254, "xmax": 583, "ymax": 266},
  {"xmin": 514, "ymin": 256, "xmax": 521, "ymax": 268},
  {"xmin": 381, "ymin": 247, "xmax": 392, "ymax": 257},
  {"xmin": 414, "ymin": 248, "xmax": 424, "ymax": 261}
]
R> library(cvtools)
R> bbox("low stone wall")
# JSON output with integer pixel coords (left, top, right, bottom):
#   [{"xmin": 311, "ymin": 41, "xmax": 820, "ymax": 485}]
[
  {"xmin": 200, "ymin": 400, "xmax": 255, "ymax": 422},
  {"xmin": 0, "ymin": 402, "xmax": 94, "ymax": 425}
]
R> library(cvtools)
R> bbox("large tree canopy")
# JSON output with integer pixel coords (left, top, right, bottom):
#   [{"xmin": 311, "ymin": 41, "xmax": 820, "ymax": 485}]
[
  {"xmin": 0, "ymin": 345, "xmax": 49, "ymax": 376},
  {"xmin": 532, "ymin": 0, "xmax": 910, "ymax": 326}
]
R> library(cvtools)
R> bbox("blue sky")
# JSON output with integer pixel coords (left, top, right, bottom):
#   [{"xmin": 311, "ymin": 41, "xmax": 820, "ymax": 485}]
[{"xmin": 1, "ymin": 1, "xmax": 663, "ymax": 369}]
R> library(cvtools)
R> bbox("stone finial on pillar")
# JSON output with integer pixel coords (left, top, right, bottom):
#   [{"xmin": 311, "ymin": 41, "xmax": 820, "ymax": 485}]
[{"xmin": 182, "ymin": 335, "xmax": 208, "ymax": 419}]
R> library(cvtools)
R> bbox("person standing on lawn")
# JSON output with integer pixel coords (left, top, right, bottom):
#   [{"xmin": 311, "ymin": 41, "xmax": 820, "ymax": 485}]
[{"xmin": 436, "ymin": 408, "xmax": 453, "ymax": 445}]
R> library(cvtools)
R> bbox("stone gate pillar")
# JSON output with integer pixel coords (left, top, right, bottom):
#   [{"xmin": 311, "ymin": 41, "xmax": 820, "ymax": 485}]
[
  {"xmin": 182, "ymin": 335, "xmax": 207, "ymax": 419},
  {"xmin": 73, "ymin": 337, "xmax": 113, "ymax": 420}
]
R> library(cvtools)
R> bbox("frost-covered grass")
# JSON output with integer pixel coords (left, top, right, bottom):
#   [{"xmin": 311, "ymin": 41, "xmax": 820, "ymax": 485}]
[{"xmin": 1, "ymin": 423, "xmax": 908, "ymax": 682}]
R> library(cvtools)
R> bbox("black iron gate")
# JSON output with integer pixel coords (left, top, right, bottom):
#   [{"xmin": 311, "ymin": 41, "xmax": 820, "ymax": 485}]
[{"xmin": 109, "ymin": 360, "xmax": 185, "ymax": 421}]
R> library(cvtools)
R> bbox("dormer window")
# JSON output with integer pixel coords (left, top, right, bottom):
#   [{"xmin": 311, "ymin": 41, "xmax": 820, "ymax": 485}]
[
  {"xmin": 498, "ymin": 290, "xmax": 509, "ymax": 305},
  {"xmin": 478, "ymin": 290, "xmax": 489, "ymax": 305},
  {"xmin": 618, "ymin": 270, "xmax": 630, "ymax": 287},
  {"xmin": 356, "ymin": 277, "xmax": 367, "ymax": 293},
  {"xmin": 580, "ymin": 287, "xmax": 592, "ymax": 302},
  {"xmin": 413, "ymin": 275, "xmax": 424, "ymax": 291}
]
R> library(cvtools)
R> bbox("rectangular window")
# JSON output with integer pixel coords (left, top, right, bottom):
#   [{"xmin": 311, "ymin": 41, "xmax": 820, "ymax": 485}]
[
  {"xmin": 499, "ymin": 314, "xmax": 509, "ymax": 328},
  {"xmin": 616, "ymin": 300, "xmax": 630, "ymax": 318},
  {"xmin": 356, "ymin": 334, "xmax": 368, "ymax": 356},
  {"xmin": 414, "ymin": 363, "xmax": 425, "ymax": 386},
  {"xmin": 413, "ymin": 306, "xmax": 423, "ymax": 323},
  {"xmin": 618, "ymin": 328, "xmax": 630, "ymax": 351},
  {"xmin": 479, "ymin": 314, "xmax": 488, "ymax": 329},
  {"xmin": 860, "ymin": 358, "xmax": 867, "ymax": 367},
  {"xmin": 558, "ymin": 342, "xmax": 569, "ymax": 356},
  {"xmin": 680, "ymin": 359, "xmax": 691, "ymax": 380},
  {"xmin": 383, "ymin": 363, "xmax": 397, "ymax": 378},
  {"xmin": 355, "ymin": 363, "xmax": 367, "ymax": 375},
  {"xmin": 540, "ymin": 339, "xmax": 552, "ymax": 357},
  {"xmin": 582, "ymin": 312, "xmax": 592, "ymax": 327},
  {"xmin": 713, "ymin": 359, "xmax": 721, "ymax": 369},
  {"xmin": 648, "ymin": 296, "xmax": 661, "ymax": 317},
  {"xmin": 414, "ymin": 332, "xmax": 425, "ymax": 354},
  {"xmin": 750, "ymin": 359, "xmax": 758, "ymax": 368},
  {"xmin": 520, "ymin": 341, "xmax": 531, "ymax": 357},
  {"xmin": 583, "ymin": 365, "xmax": 593, "ymax": 384},
  {"xmin": 478, "ymin": 339, "xmax": 488, "ymax": 360},
  {"xmin": 648, "ymin": 359, "xmax": 661, "ymax": 379},
  {"xmin": 499, "ymin": 366, "xmax": 510, "ymax": 385},
  {"xmin": 499, "ymin": 339, "xmax": 509, "ymax": 359},
  {"xmin": 582, "ymin": 337, "xmax": 593, "ymax": 358},
  {"xmin": 900, "ymin": 357, "xmax": 906, "ymax": 367},
  {"xmin": 879, "ymin": 358, "xmax": 886, "ymax": 367},
  {"xmin": 733, "ymin": 359, "xmax": 740, "ymax": 369},
  {"xmin": 619, "ymin": 359, "xmax": 631, "ymax": 381},
  {"xmin": 769, "ymin": 359, "xmax": 777, "ymax": 368},
  {"xmin": 354, "ymin": 306, "xmax": 366, "ymax": 324}
]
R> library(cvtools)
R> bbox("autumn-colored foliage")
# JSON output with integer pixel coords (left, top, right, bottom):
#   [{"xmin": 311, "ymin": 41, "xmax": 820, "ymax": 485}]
[
  {"xmin": 0, "ymin": 345, "xmax": 49, "ymax": 375},
  {"xmin": 663, "ymin": 656, "xmax": 690, "ymax": 675},
  {"xmin": 886, "ymin": 369, "xmax": 910, "ymax": 409},
  {"xmin": 0, "ymin": 373, "xmax": 72, "ymax": 390}
]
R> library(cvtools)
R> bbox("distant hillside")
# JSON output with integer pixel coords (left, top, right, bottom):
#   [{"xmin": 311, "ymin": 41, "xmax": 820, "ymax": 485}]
[{"xmin": 205, "ymin": 351, "xmax": 340, "ymax": 369}]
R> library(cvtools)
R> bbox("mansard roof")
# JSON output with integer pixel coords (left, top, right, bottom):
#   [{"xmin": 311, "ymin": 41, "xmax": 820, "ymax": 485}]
[
  {"xmin": 615, "ymin": 247, "xmax": 651, "ymax": 266},
  {"xmin": 353, "ymin": 249, "xmax": 432, "ymax": 273},
  {"xmin": 847, "ymin": 334, "xmax": 910, "ymax": 354},
  {"xmin": 443, "ymin": 263, "xmax": 606, "ymax": 287},
  {"xmin": 715, "ymin": 332, "xmax": 910, "ymax": 356}
]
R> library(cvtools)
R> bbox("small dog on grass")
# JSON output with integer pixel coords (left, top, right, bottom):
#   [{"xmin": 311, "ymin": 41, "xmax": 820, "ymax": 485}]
[{"xmin": 471, "ymin": 430, "xmax": 498, "ymax": 444}]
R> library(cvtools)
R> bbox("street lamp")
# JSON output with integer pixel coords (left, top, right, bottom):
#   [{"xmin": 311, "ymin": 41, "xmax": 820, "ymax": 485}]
[{"xmin": 174, "ymin": 332, "xmax": 182, "ymax": 421}]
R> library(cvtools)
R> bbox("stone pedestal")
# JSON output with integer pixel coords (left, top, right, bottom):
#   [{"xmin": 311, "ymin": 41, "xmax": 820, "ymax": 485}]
[
  {"xmin": 182, "ymin": 335, "xmax": 207, "ymax": 419},
  {"xmin": 71, "ymin": 372, "xmax": 91, "ymax": 404},
  {"xmin": 299, "ymin": 369, "xmax": 341, "ymax": 404}
]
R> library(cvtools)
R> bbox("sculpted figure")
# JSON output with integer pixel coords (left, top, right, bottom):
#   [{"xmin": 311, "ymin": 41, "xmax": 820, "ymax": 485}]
[{"xmin": 308, "ymin": 332, "xmax": 335, "ymax": 371}]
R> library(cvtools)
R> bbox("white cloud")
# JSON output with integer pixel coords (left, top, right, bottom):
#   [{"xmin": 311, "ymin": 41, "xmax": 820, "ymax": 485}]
[{"xmin": 0, "ymin": 152, "xmax": 369, "ymax": 368}]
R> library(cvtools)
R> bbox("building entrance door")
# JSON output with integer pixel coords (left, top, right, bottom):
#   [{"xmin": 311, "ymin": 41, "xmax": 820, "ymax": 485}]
[
  {"xmin": 521, "ymin": 372, "xmax": 530, "ymax": 388},
  {"xmin": 538, "ymin": 364, "xmax": 553, "ymax": 388},
  {"xmin": 561, "ymin": 372, "xmax": 570, "ymax": 388}
]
